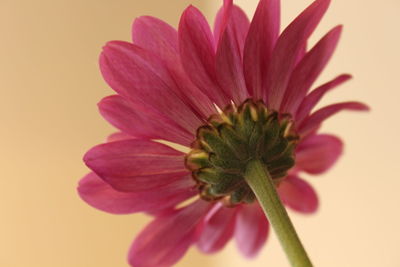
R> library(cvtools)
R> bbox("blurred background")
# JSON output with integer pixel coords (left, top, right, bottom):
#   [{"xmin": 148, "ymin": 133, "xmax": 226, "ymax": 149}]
[{"xmin": 0, "ymin": 0, "xmax": 399, "ymax": 266}]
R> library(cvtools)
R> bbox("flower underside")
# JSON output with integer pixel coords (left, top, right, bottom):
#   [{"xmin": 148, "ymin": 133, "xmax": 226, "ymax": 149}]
[{"xmin": 185, "ymin": 99, "xmax": 299, "ymax": 206}]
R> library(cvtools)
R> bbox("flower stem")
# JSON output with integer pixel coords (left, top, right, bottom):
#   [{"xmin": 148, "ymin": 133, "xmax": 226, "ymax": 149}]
[{"xmin": 244, "ymin": 159, "xmax": 313, "ymax": 267}]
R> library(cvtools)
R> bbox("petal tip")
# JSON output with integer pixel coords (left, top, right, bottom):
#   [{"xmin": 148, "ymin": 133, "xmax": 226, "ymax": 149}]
[
  {"xmin": 333, "ymin": 24, "xmax": 343, "ymax": 34},
  {"xmin": 352, "ymin": 102, "xmax": 371, "ymax": 111},
  {"xmin": 361, "ymin": 103, "xmax": 371, "ymax": 111},
  {"xmin": 341, "ymin": 73, "xmax": 352, "ymax": 80}
]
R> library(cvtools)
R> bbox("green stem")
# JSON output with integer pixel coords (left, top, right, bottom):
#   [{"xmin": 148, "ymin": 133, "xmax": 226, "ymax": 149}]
[{"xmin": 244, "ymin": 159, "xmax": 313, "ymax": 267}]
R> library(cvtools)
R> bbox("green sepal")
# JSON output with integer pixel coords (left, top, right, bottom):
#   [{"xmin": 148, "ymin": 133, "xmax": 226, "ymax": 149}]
[
  {"xmin": 199, "ymin": 127, "xmax": 237, "ymax": 160},
  {"xmin": 218, "ymin": 124, "xmax": 248, "ymax": 160},
  {"xmin": 187, "ymin": 99, "xmax": 298, "ymax": 207},
  {"xmin": 230, "ymin": 186, "xmax": 250, "ymax": 204},
  {"xmin": 209, "ymin": 180, "xmax": 239, "ymax": 196},
  {"xmin": 263, "ymin": 138, "xmax": 289, "ymax": 161},
  {"xmin": 185, "ymin": 150, "xmax": 210, "ymax": 170},
  {"xmin": 262, "ymin": 118, "xmax": 281, "ymax": 150},
  {"xmin": 209, "ymin": 153, "xmax": 244, "ymax": 170},
  {"xmin": 267, "ymin": 157, "xmax": 295, "ymax": 175}
]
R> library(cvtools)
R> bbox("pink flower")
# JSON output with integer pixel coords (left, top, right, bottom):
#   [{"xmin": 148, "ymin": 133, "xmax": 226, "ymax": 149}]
[{"xmin": 78, "ymin": 0, "xmax": 368, "ymax": 266}]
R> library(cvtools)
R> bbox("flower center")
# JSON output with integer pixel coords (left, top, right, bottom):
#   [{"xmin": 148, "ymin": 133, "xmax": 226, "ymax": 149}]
[{"xmin": 185, "ymin": 99, "xmax": 299, "ymax": 206}]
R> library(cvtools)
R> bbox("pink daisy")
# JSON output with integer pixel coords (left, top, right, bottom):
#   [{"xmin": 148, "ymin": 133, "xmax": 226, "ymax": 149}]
[{"xmin": 78, "ymin": 0, "xmax": 368, "ymax": 266}]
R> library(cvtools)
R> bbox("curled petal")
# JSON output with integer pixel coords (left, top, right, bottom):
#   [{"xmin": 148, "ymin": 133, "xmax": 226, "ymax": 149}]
[
  {"xmin": 128, "ymin": 200, "xmax": 212, "ymax": 267},
  {"xmin": 266, "ymin": 0, "xmax": 331, "ymax": 109},
  {"xmin": 295, "ymin": 74, "xmax": 352, "ymax": 123},
  {"xmin": 197, "ymin": 203, "xmax": 237, "ymax": 253},
  {"xmin": 296, "ymin": 134, "xmax": 343, "ymax": 174},
  {"xmin": 299, "ymin": 101, "xmax": 370, "ymax": 136},
  {"xmin": 84, "ymin": 139, "xmax": 188, "ymax": 192},
  {"xmin": 78, "ymin": 172, "xmax": 195, "ymax": 214},
  {"xmin": 278, "ymin": 175, "xmax": 319, "ymax": 213},
  {"xmin": 280, "ymin": 25, "xmax": 342, "ymax": 114},
  {"xmin": 235, "ymin": 203, "xmax": 269, "ymax": 257}
]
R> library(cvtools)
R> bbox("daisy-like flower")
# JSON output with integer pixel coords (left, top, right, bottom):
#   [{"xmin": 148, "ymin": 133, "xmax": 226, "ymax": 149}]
[{"xmin": 78, "ymin": 0, "xmax": 368, "ymax": 266}]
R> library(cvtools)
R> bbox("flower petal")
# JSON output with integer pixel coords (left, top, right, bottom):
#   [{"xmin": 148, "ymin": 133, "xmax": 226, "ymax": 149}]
[
  {"xmin": 296, "ymin": 134, "xmax": 343, "ymax": 174},
  {"xmin": 84, "ymin": 139, "xmax": 188, "ymax": 192},
  {"xmin": 243, "ymin": 0, "xmax": 280, "ymax": 99},
  {"xmin": 235, "ymin": 203, "xmax": 269, "ymax": 258},
  {"xmin": 266, "ymin": 0, "xmax": 330, "ymax": 109},
  {"xmin": 132, "ymin": 16, "xmax": 178, "ymax": 60},
  {"xmin": 213, "ymin": 0, "xmax": 233, "ymax": 46},
  {"xmin": 78, "ymin": 172, "xmax": 195, "ymax": 214},
  {"xmin": 179, "ymin": 6, "xmax": 229, "ymax": 108},
  {"xmin": 99, "ymin": 95, "xmax": 194, "ymax": 146},
  {"xmin": 216, "ymin": 4, "xmax": 250, "ymax": 104},
  {"xmin": 106, "ymin": 132, "xmax": 132, "ymax": 142},
  {"xmin": 280, "ymin": 25, "xmax": 342, "ymax": 114},
  {"xmin": 299, "ymin": 101, "xmax": 370, "ymax": 136},
  {"xmin": 128, "ymin": 200, "xmax": 212, "ymax": 267},
  {"xmin": 278, "ymin": 175, "xmax": 318, "ymax": 213},
  {"xmin": 295, "ymin": 74, "xmax": 352, "ymax": 124},
  {"xmin": 132, "ymin": 16, "xmax": 216, "ymax": 119},
  {"xmin": 197, "ymin": 203, "xmax": 237, "ymax": 253},
  {"xmin": 100, "ymin": 41, "xmax": 202, "ymax": 133},
  {"xmin": 295, "ymin": 43, "xmax": 307, "ymax": 66}
]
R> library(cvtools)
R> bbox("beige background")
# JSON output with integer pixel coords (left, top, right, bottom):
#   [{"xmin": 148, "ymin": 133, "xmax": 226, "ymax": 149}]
[{"xmin": 0, "ymin": 0, "xmax": 398, "ymax": 266}]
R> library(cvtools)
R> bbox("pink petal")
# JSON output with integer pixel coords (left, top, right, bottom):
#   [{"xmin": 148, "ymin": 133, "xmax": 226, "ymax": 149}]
[
  {"xmin": 106, "ymin": 132, "xmax": 132, "ymax": 142},
  {"xmin": 78, "ymin": 172, "xmax": 196, "ymax": 214},
  {"xmin": 266, "ymin": 0, "xmax": 331, "ymax": 109},
  {"xmin": 295, "ymin": 74, "xmax": 352, "ymax": 124},
  {"xmin": 99, "ymin": 95, "xmax": 194, "ymax": 146},
  {"xmin": 216, "ymin": 4, "xmax": 250, "ymax": 104},
  {"xmin": 280, "ymin": 25, "xmax": 343, "ymax": 114},
  {"xmin": 295, "ymin": 43, "xmax": 307, "ymax": 66},
  {"xmin": 132, "ymin": 16, "xmax": 216, "ymax": 119},
  {"xmin": 128, "ymin": 200, "xmax": 212, "ymax": 267},
  {"xmin": 132, "ymin": 16, "xmax": 178, "ymax": 60},
  {"xmin": 84, "ymin": 139, "xmax": 188, "ymax": 192},
  {"xmin": 197, "ymin": 203, "xmax": 237, "ymax": 253},
  {"xmin": 296, "ymin": 134, "xmax": 343, "ymax": 174},
  {"xmin": 299, "ymin": 101, "xmax": 370, "ymax": 136},
  {"xmin": 278, "ymin": 175, "xmax": 318, "ymax": 213},
  {"xmin": 213, "ymin": 0, "xmax": 233, "ymax": 46},
  {"xmin": 100, "ymin": 41, "xmax": 202, "ymax": 133},
  {"xmin": 179, "ymin": 5, "xmax": 229, "ymax": 108},
  {"xmin": 243, "ymin": 0, "xmax": 280, "ymax": 99},
  {"xmin": 235, "ymin": 203, "xmax": 269, "ymax": 258}
]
